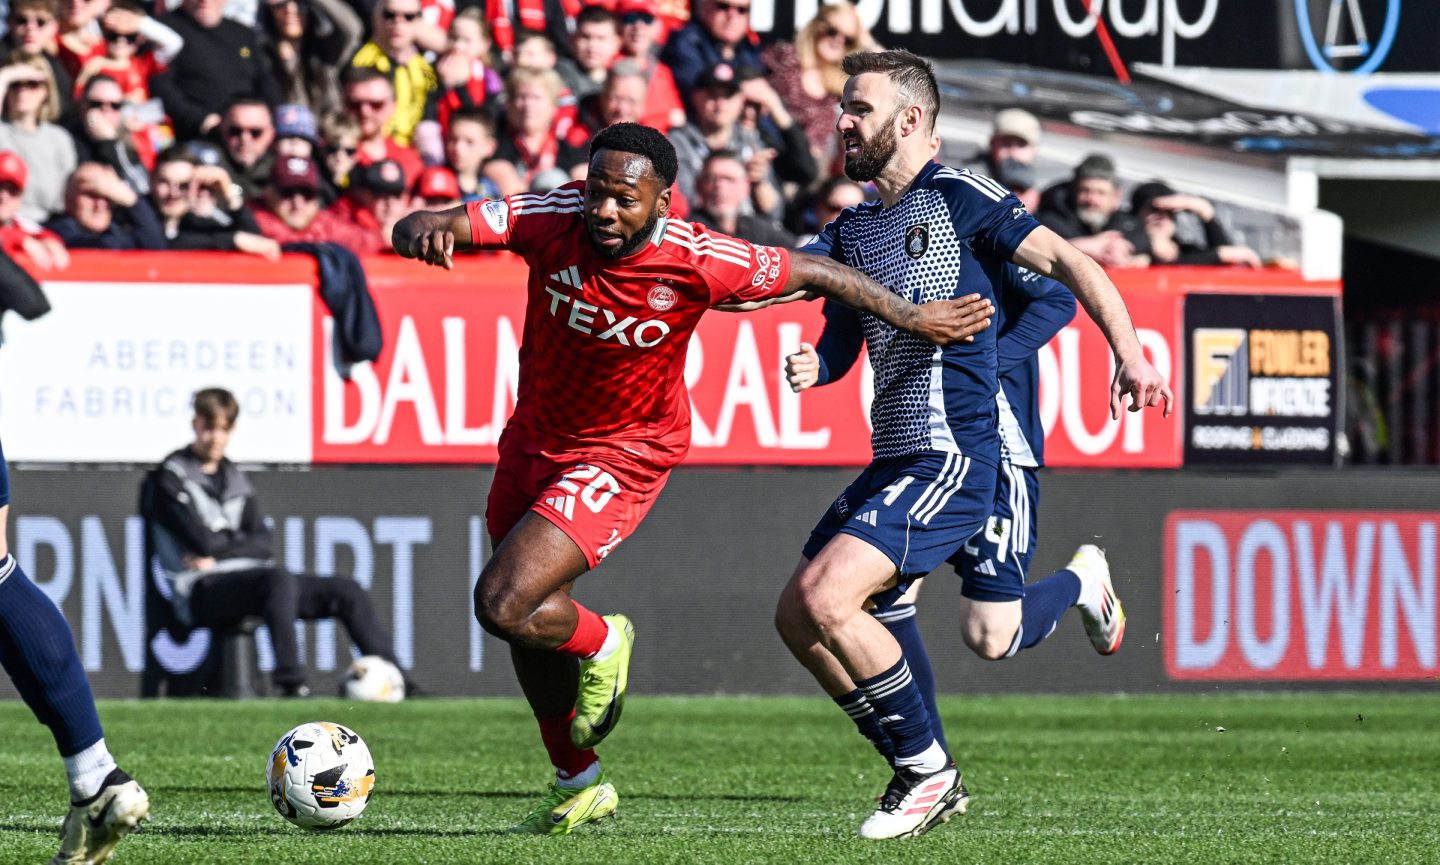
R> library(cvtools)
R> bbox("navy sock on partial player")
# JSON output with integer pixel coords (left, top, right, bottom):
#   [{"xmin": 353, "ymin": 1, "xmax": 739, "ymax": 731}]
[
  {"xmin": 833, "ymin": 689, "xmax": 895, "ymax": 764},
  {"xmin": 855, "ymin": 659, "xmax": 947, "ymax": 772},
  {"xmin": 1007, "ymin": 569, "xmax": 1083, "ymax": 656},
  {"xmin": 0, "ymin": 556, "xmax": 108, "ymax": 773},
  {"xmin": 874, "ymin": 603, "xmax": 947, "ymax": 752}
]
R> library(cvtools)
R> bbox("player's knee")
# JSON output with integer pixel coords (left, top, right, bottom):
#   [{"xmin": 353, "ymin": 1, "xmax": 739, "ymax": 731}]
[
  {"xmin": 773, "ymin": 585, "xmax": 809, "ymax": 645},
  {"xmin": 473, "ymin": 581, "xmax": 536, "ymax": 641},
  {"xmin": 962, "ymin": 628, "xmax": 1014, "ymax": 661}
]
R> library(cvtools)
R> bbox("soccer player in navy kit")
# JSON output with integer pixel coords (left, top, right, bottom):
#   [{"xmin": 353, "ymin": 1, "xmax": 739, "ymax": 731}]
[
  {"xmin": 787, "ymin": 264, "xmax": 1123, "ymax": 763},
  {"xmin": 0, "ymin": 437, "xmax": 150, "ymax": 863},
  {"xmin": 770, "ymin": 50, "xmax": 1171, "ymax": 839}
]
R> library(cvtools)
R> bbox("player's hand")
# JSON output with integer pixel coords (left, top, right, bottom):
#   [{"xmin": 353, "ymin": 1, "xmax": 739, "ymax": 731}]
[
  {"xmin": 912, "ymin": 293, "xmax": 993, "ymax": 345},
  {"xmin": 393, "ymin": 217, "xmax": 455, "ymax": 269},
  {"xmin": 785, "ymin": 342, "xmax": 820, "ymax": 392},
  {"xmin": 1110, "ymin": 351, "xmax": 1173, "ymax": 419}
]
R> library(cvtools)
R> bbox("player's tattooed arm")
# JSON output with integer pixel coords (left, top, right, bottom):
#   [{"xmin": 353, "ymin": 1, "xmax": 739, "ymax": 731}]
[
  {"xmin": 392, "ymin": 206, "xmax": 473, "ymax": 270},
  {"xmin": 787, "ymin": 251, "xmax": 994, "ymax": 345}
]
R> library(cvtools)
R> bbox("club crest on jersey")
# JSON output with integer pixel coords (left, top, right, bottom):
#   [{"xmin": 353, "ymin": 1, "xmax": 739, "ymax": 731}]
[
  {"xmin": 647, "ymin": 283, "xmax": 677, "ymax": 311},
  {"xmin": 904, "ymin": 223, "xmax": 929, "ymax": 259}
]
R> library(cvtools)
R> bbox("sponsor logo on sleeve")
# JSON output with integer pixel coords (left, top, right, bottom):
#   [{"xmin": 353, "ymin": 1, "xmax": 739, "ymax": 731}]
[{"xmin": 480, "ymin": 199, "xmax": 508, "ymax": 234}]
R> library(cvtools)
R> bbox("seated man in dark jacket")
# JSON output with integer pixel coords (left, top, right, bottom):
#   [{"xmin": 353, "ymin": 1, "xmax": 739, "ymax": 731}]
[
  {"xmin": 145, "ymin": 387, "xmax": 405, "ymax": 697},
  {"xmin": 45, "ymin": 162, "xmax": 166, "ymax": 250}
]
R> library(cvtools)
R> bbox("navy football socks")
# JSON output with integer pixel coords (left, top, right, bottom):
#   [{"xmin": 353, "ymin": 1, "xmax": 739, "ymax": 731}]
[
  {"xmin": 875, "ymin": 603, "xmax": 947, "ymax": 752},
  {"xmin": 0, "ymin": 556, "xmax": 105, "ymax": 756},
  {"xmin": 833, "ymin": 689, "xmax": 896, "ymax": 764},
  {"xmin": 855, "ymin": 658, "xmax": 945, "ymax": 770},
  {"xmin": 1009, "ymin": 569, "xmax": 1083, "ymax": 655}
]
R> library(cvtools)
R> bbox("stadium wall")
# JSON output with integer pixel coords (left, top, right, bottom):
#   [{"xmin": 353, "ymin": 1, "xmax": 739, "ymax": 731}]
[{"xmin": 3, "ymin": 465, "xmax": 1436, "ymax": 700}]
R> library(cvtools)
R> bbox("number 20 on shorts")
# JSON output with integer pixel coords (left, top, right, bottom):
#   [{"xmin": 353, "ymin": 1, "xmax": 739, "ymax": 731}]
[{"xmin": 557, "ymin": 465, "xmax": 621, "ymax": 513}]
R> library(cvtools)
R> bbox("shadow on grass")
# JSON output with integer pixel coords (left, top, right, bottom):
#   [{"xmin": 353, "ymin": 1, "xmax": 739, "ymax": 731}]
[{"xmin": 153, "ymin": 785, "xmax": 805, "ymax": 804}]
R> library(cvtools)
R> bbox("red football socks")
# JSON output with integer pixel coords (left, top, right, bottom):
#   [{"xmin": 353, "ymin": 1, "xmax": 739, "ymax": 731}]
[
  {"xmin": 555, "ymin": 600, "xmax": 608, "ymax": 658},
  {"xmin": 536, "ymin": 709, "xmax": 598, "ymax": 778}
]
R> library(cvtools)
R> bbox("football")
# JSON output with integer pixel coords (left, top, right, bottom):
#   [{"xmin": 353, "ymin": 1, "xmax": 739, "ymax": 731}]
[
  {"xmin": 267, "ymin": 722, "xmax": 375, "ymax": 830},
  {"xmin": 342, "ymin": 655, "xmax": 407, "ymax": 703}
]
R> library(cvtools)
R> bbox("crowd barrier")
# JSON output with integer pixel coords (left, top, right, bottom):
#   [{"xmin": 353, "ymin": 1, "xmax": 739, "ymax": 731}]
[
  {"xmin": 1, "ymin": 464, "xmax": 1434, "ymax": 700},
  {"xmin": 0, "ymin": 252, "xmax": 1340, "ymax": 468}
]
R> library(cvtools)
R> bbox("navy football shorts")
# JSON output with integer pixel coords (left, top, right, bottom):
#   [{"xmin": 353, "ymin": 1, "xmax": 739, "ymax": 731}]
[
  {"xmin": 946, "ymin": 461, "xmax": 1040, "ymax": 602},
  {"xmin": 802, "ymin": 451, "xmax": 997, "ymax": 588}
]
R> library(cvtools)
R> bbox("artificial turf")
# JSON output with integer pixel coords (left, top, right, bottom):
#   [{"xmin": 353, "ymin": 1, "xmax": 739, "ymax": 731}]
[{"xmin": 0, "ymin": 693, "xmax": 1435, "ymax": 864}]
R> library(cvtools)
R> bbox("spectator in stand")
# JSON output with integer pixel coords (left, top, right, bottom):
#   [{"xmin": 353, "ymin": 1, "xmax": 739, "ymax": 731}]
[
  {"xmin": 344, "ymin": 66, "xmax": 423, "ymax": 188},
  {"xmin": 63, "ymin": 73, "xmax": 152, "ymax": 195},
  {"xmin": 274, "ymin": 102, "xmax": 318, "ymax": 160},
  {"xmin": 793, "ymin": 174, "xmax": 865, "ymax": 244},
  {"xmin": 690, "ymin": 149, "xmax": 795, "ymax": 247},
  {"xmin": 0, "ymin": 149, "xmax": 68, "ymax": 271},
  {"xmin": 72, "ymin": 0, "xmax": 182, "ymax": 104},
  {"xmin": 443, "ymin": 106, "xmax": 500, "ymax": 201},
  {"xmin": 575, "ymin": 59, "xmax": 642, "ymax": 134},
  {"xmin": 1131, "ymin": 181, "xmax": 1262, "ymax": 268},
  {"xmin": 412, "ymin": 0, "xmax": 452, "ymax": 53},
  {"xmin": 484, "ymin": 0, "xmax": 579, "ymax": 67},
  {"xmin": 414, "ymin": 164, "xmax": 459, "ymax": 209},
  {"xmin": 614, "ymin": 0, "xmax": 685, "ymax": 131},
  {"xmin": 1036, "ymin": 153, "xmax": 1147, "ymax": 269},
  {"xmin": 149, "ymin": 0, "xmax": 279, "ymax": 141},
  {"xmin": 977, "ymin": 107, "xmax": 1041, "ymax": 212},
  {"xmin": 0, "ymin": 53, "xmax": 75, "ymax": 223},
  {"xmin": 260, "ymin": 0, "xmax": 362, "ymax": 118},
  {"xmin": 349, "ymin": 0, "xmax": 437, "ymax": 148},
  {"xmin": 737, "ymin": 72, "xmax": 817, "ymax": 198},
  {"xmin": 490, "ymin": 65, "xmax": 587, "ymax": 195},
  {"xmin": 319, "ymin": 108, "xmax": 360, "ymax": 195},
  {"xmin": 218, "ymin": 96, "xmax": 276, "ymax": 199},
  {"xmin": 45, "ymin": 160, "xmax": 166, "ymax": 249},
  {"xmin": 510, "ymin": 30, "xmax": 580, "ymax": 140},
  {"xmin": 150, "ymin": 147, "xmax": 279, "ymax": 257},
  {"xmin": 3, "ymin": 0, "xmax": 73, "ymax": 114},
  {"xmin": 661, "ymin": 0, "xmax": 762, "ymax": 105},
  {"xmin": 346, "ymin": 157, "xmax": 410, "ymax": 251},
  {"xmin": 762, "ymin": 2, "xmax": 877, "ymax": 172},
  {"xmin": 254, "ymin": 153, "xmax": 381, "ymax": 251},
  {"xmin": 55, "ymin": 0, "xmax": 105, "ymax": 78},
  {"xmin": 556, "ymin": 5, "xmax": 621, "ymax": 104},
  {"xmin": 670, "ymin": 63, "xmax": 781, "ymax": 220},
  {"xmin": 433, "ymin": 7, "xmax": 503, "ymax": 136}
]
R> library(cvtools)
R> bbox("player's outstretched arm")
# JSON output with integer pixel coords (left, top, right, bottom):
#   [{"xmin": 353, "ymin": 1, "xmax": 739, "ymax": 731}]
[
  {"xmin": 392, "ymin": 206, "xmax": 473, "ymax": 270},
  {"xmin": 787, "ymin": 251, "xmax": 993, "ymax": 345},
  {"xmin": 1011, "ymin": 225, "xmax": 1173, "ymax": 419}
]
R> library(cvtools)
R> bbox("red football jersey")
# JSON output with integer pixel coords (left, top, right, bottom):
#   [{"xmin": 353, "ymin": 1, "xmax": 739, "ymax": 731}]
[{"xmin": 465, "ymin": 182, "xmax": 793, "ymax": 469}]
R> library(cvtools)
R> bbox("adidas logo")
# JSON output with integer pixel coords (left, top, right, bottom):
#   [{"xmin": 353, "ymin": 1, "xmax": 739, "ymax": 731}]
[
  {"xmin": 976, "ymin": 559, "xmax": 998, "ymax": 576},
  {"xmin": 855, "ymin": 510, "xmax": 879, "ymax": 527},
  {"xmin": 543, "ymin": 494, "xmax": 575, "ymax": 520},
  {"xmin": 548, "ymin": 265, "xmax": 581, "ymax": 288}
]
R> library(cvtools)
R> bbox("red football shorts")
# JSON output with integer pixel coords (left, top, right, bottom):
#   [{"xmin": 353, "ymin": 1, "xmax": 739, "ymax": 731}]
[{"xmin": 487, "ymin": 433, "xmax": 671, "ymax": 569}]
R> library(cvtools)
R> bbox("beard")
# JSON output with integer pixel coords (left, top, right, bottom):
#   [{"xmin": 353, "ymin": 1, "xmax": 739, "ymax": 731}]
[
  {"xmin": 1077, "ymin": 206, "xmax": 1109, "ymax": 233},
  {"xmin": 588, "ymin": 209, "xmax": 660, "ymax": 260},
  {"xmin": 842, "ymin": 112, "xmax": 900, "ymax": 182}
]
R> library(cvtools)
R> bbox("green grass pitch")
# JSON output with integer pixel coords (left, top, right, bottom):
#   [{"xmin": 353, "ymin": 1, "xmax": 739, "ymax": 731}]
[{"xmin": 1, "ymin": 693, "xmax": 1436, "ymax": 864}]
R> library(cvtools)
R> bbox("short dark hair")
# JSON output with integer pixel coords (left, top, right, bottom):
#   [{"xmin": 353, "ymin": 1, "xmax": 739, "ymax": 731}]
[
  {"xmin": 82, "ymin": 73, "xmax": 122, "ymax": 100},
  {"xmin": 447, "ymin": 106, "xmax": 495, "ymax": 137},
  {"xmin": 223, "ymin": 94, "xmax": 271, "ymax": 119},
  {"xmin": 589, "ymin": 122, "xmax": 678, "ymax": 187},
  {"xmin": 107, "ymin": 0, "xmax": 147, "ymax": 16},
  {"xmin": 155, "ymin": 145, "xmax": 199, "ymax": 168},
  {"xmin": 574, "ymin": 3, "xmax": 618, "ymax": 31},
  {"xmin": 342, "ymin": 65, "xmax": 391, "ymax": 91},
  {"xmin": 841, "ymin": 49, "xmax": 939, "ymax": 134},
  {"xmin": 193, "ymin": 388, "xmax": 239, "ymax": 425},
  {"xmin": 701, "ymin": 148, "xmax": 743, "ymax": 172}
]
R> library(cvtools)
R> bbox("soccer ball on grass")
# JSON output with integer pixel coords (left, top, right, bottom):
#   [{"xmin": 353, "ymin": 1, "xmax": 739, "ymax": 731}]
[
  {"xmin": 342, "ymin": 655, "xmax": 406, "ymax": 703},
  {"xmin": 267, "ymin": 721, "xmax": 375, "ymax": 829}
]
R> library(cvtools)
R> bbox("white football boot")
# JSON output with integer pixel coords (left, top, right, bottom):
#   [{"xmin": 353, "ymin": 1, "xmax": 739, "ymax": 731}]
[
  {"xmin": 858, "ymin": 762, "xmax": 967, "ymax": 840},
  {"xmin": 50, "ymin": 768, "xmax": 150, "ymax": 865},
  {"xmin": 1071, "ymin": 544, "xmax": 1126, "ymax": 655}
]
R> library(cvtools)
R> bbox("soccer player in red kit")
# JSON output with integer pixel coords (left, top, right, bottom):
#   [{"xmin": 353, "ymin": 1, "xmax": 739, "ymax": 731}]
[{"xmin": 391, "ymin": 123, "xmax": 994, "ymax": 833}]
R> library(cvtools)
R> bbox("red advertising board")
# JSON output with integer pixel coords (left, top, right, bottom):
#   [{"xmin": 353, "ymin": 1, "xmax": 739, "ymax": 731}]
[
  {"xmin": 313, "ymin": 256, "xmax": 1194, "ymax": 466},
  {"xmin": 1164, "ymin": 510, "xmax": 1440, "ymax": 681}
]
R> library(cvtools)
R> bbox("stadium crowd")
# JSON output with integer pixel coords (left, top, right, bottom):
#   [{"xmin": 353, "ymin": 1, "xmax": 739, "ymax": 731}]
[{"xmin": 0, "ymin": 0, "xmax": 1259, "ymax": 273}]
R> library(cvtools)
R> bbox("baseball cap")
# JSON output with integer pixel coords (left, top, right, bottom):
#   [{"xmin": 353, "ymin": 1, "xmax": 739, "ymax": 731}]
[
  {"xmin": 416, "ymin": 166, "xmax": 460, "ymax": 201},
  {"xmin": 274, "ymin": 103, "xmax": 319, "ymax": 143},
  {"xmin": 270, "ymin": 154, "xmax": 322, "ymax": 193},
  {"xmin": 1130, "ymin": 180, "xmax": 1176, "ymax": 213},
  {"xmin": 0, "ymin": 150, "xmax": 28, "ymax": 190},
  {"xmin": 358, "ymin": 158, "xmax": 408, "ymax": 196},
  {"xmin": 992, "ymin": 108, "xmax": 1041, "ymax": 146},
  {"xmin": 615, "ymin": 0, "xmax": 654, "ymax": 19},
  {"xmin": 694, "ymin": 62, "xmax": 741, "ymax": 95},
  {"xmin": 183, "ymin": 140, "xmax": 225, "ymax": 167}
]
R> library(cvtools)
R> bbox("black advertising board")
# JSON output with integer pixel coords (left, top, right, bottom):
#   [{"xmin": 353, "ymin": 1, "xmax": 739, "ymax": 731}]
[{"xmin": 1185, "ymin": 292, "xmax": 1343, "ymax": 464}]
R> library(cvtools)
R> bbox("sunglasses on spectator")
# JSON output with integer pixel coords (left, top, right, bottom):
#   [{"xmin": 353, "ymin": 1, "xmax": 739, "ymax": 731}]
[
  {"xmin": 620, "ymin": 11, "xmax": 654, "ymax": 25},
  {"xmin": 325, "ymin": 144, "xmax": 359, "ymax": 156},
  {"xmin": 711, "ymin": 0, "xmax": 750, "ymax": 14},
  {"xmin": 89, "ymin": 98, "xmax": 124, "ymax": 110},
  {"xmin": 102, "ymin": 28, "xmax": 141, "ymax": 43},
  {"xmin": 9, "ymin": 14, "xmax": 56, "ymax": 27},
  {"xmin": 159, "ymin": 180, "xmax": 196, "ymax": 193},
  {"xmin": 225, "ymin": 126, "xmax": 270, "ymax": 139},
  {"xmin": 381, "ymin": 9, "xmax": 420, "ymax": 21},
  {"xmin": 817, "ymin": 25, "xmax": 856, "ymax": 47},
  {"xmin": 11, "ymin": 79, "xmax": 46, "ymax": 91},
  {"xmin": 347, "ymin": 98, "xmax": 389, "ymax": 111}
]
